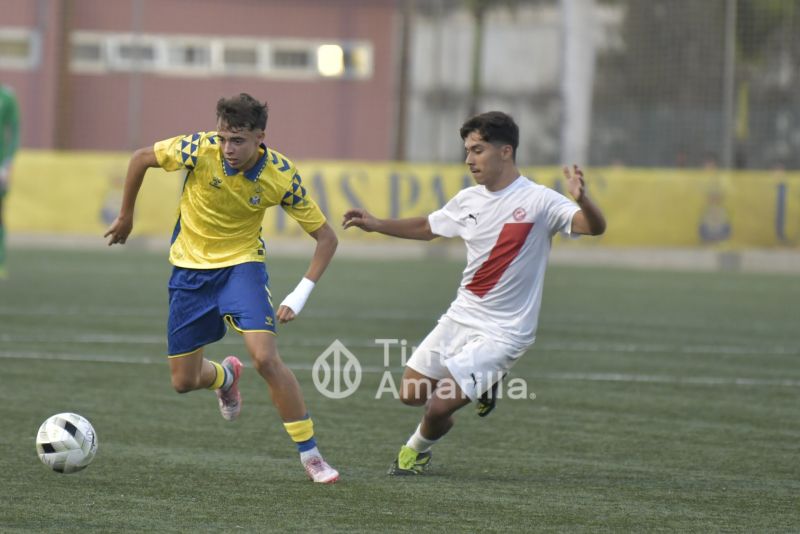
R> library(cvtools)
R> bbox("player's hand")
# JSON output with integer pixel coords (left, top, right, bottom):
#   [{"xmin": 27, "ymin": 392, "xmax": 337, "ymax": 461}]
[
  {"xmin": 276, "ymin": 304, "xmax": 296, "ymax": 324},
  {"xmin": 104, "ymin": 214, "xmax": 133, "ymax": 246},
  {"xmin": 342, "ymin": 208, "xmax": 378, "ymax": 232},
  {"xmin": 277, "ymin": 277, "xmax": 315, "ymax": 323},
  {"xmin": 563, "ymin": 164, "xmax": 586, "ymax": 203}
]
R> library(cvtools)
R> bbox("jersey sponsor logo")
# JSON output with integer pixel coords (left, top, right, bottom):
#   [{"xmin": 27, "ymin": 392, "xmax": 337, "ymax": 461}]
[
  {"xmin": 467, "ymin": 213, "xmax": 479, "ymax": 225},
  {"xmin": 513, "ymin": 207, "xmax": 527, "ymax": 221},
  {"xmin": 465, "ymin": 222, "xmax": 534, "ymax": 298}
]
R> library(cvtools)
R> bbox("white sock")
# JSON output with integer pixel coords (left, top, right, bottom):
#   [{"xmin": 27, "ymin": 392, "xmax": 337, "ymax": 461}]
[
  {"xmin": 406, "ymin": 424, "xmax": 437, "ymax": 453},
  {"xmin": 221, "ymin": 365, "xmax": 234, "ymax": 390},
  {"xmin": 300, "ymin": 446, "xmax": 321, "ymax": 463}
]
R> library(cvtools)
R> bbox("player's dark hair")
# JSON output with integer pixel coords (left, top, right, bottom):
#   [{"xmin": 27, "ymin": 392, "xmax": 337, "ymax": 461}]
[
  {"xmin": 216, "ymin": 93, "xmax": 268, "ymax": 131},
  {"xmin": 460, "ymin": 111, "xmax": 519, "ymax": 160}
]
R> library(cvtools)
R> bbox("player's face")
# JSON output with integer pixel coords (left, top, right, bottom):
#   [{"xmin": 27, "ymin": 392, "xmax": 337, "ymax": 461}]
[
  {"xmin": 216, "ymin": 120, "xmax": 265, "ymax": 172},
  {"xmin": 463, "ymin": 131, "xmax": 512, "ymax": 188}
]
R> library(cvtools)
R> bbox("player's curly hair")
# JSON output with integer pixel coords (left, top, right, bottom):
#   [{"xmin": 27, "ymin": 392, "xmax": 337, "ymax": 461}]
[
  {"xmin": 216, "ymin": 93, "xmax": 268, "ymax": 131},
  {"xmin": 460, "ymin": 111, "xmax": 519, "ymax": 160}
]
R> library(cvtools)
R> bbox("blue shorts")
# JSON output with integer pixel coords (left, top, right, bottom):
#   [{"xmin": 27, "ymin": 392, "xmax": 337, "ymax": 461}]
[{"xmin": 167, "ymin": 262, "xmax": 276, "ymax": 357}]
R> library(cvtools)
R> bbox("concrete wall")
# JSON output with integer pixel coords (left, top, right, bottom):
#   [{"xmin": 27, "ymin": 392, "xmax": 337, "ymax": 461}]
[{"xmin": 406, "ymin": 1, "xmax": 620, "ymax": 165}]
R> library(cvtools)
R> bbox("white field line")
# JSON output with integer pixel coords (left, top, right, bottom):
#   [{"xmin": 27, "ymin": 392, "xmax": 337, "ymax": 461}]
[
  {"xmin": 0, "ymin": 306, "xmax": 436, "ymax": 322},
  {"xmin": 1, "ymin": 307, "xmax": 796, "ymax": 352},
  {"xmin": 1, "ymin": 332, "xmax": 797, "ymax": 357},
  {"xmin": 1, "ymin": 305, "xmax": 795, "ymax": 334},
  {"xmin": 1, "ymin": 349, "xmax": 799, "ymax": 388}
]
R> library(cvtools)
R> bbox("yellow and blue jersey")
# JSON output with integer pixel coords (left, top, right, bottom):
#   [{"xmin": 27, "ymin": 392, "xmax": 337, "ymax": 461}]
[{"xmin": 154, "ymin": 131, "xmax": 326, "ymax": 269}]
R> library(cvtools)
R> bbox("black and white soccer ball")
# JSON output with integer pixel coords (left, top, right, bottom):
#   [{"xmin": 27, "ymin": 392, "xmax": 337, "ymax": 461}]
[{"xmin": 36, "ymin": 413, "xmax": 98, "ymax": 474}]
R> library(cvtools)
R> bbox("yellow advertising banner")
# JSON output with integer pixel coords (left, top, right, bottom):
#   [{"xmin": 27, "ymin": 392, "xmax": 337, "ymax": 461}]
[
  {"xmin": 7, "ymin": 151, "xmax": 182, "ymax": 236},
  {"xmin": 7, "ymin": 151, "xmax": 800, "ymax": 248}
]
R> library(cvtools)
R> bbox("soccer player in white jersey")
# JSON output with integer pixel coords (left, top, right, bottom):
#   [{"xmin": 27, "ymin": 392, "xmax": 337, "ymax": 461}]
[
  {"xmin": 104, "ymin": 94, "xmax": 339, "ymax": 483},
  {"xmin": 342, "ymin": 111, "xmax": 606, "ymax": 475}
]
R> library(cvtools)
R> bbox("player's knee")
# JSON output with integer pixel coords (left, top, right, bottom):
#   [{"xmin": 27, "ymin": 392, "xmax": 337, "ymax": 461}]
[
  {"xmin": 250, "ymin": 350, "xmax": 282, "ymax": 378},
  {"xmin": 399, "ymin": 378, "xmax": 433, "ymax": 406},
  {"xmin": 399, "ymin": 392, "xmax": 426, "ymax": 407},
  {"xmin": 171, "ymin": 374, "xmax": 199, "ymax": 393}
]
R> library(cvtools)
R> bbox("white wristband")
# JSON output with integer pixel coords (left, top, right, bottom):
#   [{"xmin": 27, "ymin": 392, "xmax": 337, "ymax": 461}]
[{"xmin": 279, "ymin": 277, "xmax": 315, "ymax": 315}]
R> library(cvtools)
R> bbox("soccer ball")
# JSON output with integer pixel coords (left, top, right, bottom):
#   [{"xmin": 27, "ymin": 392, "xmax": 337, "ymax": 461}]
[{"xmin": 36, "ymin": 413, "xmax": 98, "ymax": 474}]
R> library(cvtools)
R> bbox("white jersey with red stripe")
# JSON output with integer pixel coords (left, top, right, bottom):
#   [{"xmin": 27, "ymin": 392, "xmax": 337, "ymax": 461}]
[{"xmin": 427, "ymin": 175, "xmax": 580, "ymax": 346}]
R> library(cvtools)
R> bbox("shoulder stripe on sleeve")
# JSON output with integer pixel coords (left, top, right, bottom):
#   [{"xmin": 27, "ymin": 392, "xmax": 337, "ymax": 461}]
[
  {"xmin": 281, "ymin": 172, "xmax": 308, "ymax": 207},
  {"xmin": 179, "ymin": 133, "xmax": 201, "ymax": 168}
]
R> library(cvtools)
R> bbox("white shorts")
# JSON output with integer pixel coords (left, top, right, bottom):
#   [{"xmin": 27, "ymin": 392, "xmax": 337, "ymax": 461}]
[{"xmin": 405, "ymin": 316, "xmax": 528, "ymax": 400}]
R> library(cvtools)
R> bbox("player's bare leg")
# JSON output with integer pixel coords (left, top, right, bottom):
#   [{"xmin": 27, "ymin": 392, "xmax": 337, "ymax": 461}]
[
  {"xmin": 398, "ymin": 366, "xmax": 439, "ymax": 407},
  {"xmin": 390, "ymin": 372, "xmax": 471, "ymax": 475},
  {"xmin": 244, "ymin": 332, "xmax": 338, "ymax": 483},
  {"xmin": 169, "ymin": 348, "xmax": 242, "ymax": 420},
  {"xmin": 168, "ymin": 348, "xmax": 218, "ymax": 393},
  {"xmin": 243, "ymin": 332, "xmax": 307, "ymax": 420},
  {"xmin": 420, "ymin": 377, "xmax": 472, "ymax": 440}
]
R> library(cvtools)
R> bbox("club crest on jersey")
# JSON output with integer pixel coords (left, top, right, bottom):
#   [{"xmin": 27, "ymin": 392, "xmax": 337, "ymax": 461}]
[
  {"xmin": 513, "ymin": 207, "xmax": 527, "ymax": 221},
  {"xmin": 209, "ymin": 177, "xmax": 222, "ymax": 189},
  {"xmin": 249, "ymin": 195, "xmax": 261, "ymax": 206}
]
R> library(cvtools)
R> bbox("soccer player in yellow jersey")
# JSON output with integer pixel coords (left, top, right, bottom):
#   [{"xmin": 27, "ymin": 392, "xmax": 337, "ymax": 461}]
[{"xmin": 104, "ymin": 93, "xmax": 339, "ymax": 483}]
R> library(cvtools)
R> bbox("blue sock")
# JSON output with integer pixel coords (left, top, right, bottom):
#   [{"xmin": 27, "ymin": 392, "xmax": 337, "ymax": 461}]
[{"xmin": 297, "ymin": 436, "xmax": 317, "ymax": 453}]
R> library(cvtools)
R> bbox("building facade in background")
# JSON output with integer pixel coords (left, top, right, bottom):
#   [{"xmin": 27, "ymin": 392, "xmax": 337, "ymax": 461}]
[
  {"xmin": 2, "ymin": 0, "xmax": 799, "ymax": 168},
  {"xmin": 0, "ymin": 0, "xmax": 398, "ymax": 160},
  {"xmin": 407, "ymin": 0, "xmax": 800, "ymax": 170}
]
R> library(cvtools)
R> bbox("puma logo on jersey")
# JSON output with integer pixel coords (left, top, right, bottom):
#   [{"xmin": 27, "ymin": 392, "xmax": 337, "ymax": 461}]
[{"xmin": 467, "ymin": 213, "xmax": 479, "ymax": 224}]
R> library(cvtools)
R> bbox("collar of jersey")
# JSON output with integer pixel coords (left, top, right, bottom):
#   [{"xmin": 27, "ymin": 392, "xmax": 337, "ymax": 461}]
[
  {"xmin": 222, "ymin": 144, "xmax": 268, "ymax": 181},
  {"xmin": 484, "ymin": 175, "xmax": 526, "ymax": 197}
]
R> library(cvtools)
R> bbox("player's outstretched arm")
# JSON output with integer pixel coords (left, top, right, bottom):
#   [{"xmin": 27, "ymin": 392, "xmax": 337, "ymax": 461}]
[
  {"xmin": 342, "ymin": 208, "xmax": 437, "ymax": 241},
  {"xmin": 104, "ymin": 147, "xmax": 160, "ymax": 246},
  {"xmin": 563, "ymin": 164, "xmax": 606, "ymax": 236},
  {"xmin": 277, "ymin": 222, "xmax": 338, "ymax": 323}
]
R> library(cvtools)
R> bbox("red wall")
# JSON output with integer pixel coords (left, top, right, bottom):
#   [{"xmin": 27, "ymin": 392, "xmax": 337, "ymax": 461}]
[{"xmin": 0, "ymin": 0, "xmax": 399, "ymax": 160}]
